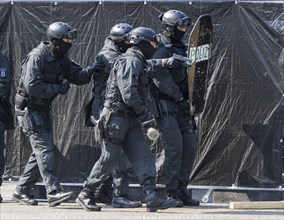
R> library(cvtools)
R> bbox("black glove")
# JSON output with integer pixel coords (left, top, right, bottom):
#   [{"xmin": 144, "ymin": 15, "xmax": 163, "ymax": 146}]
[
  {"xmin": 161, "ymin": 57, "xmax": 183, "ymax": 69},
  {"xmin": 58, "ymin": 80, "xmax": 70, "ymax": 95},
  {"xmin": 87, "ymin": 62, "xmax": 106, "ymax": 76}
]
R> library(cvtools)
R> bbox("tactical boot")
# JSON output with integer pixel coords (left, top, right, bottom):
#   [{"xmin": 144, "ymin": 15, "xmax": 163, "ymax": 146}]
[
  {"xmin": 145, "ymin": 189, "xmax": 177, "ymax": 212},
  {"xmin": 94, "ymin": 185, "xmax": 113, "ymax": 205},
  {"xmin": 12, "ymin": 190, "xmax": 38, "ymax": 205},
  {"xmin": 179, "ymin": 190, "xmax": 200, "ymax": 206},
  {"xmin": 167, "ymin": 190, "xmax": 183, "ymax": 207},
  {"xmin": 76, "ymin": 188, "xmax": 101, "ymax": 211},
  {"xmin": 47, "ymin": 190, "xmax": 73, "ymax": 207},
  {"xmin": 111, "ymin": 195, "xmax": 142, "ymax": 208}
]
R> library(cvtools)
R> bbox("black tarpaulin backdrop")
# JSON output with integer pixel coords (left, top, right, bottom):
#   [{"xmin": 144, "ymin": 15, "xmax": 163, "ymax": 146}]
[{"xmin": 0, "ymin": 1, "xmax": 283, "ymax": 187}]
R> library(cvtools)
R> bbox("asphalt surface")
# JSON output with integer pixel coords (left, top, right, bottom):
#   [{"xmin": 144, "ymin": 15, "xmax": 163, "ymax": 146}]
[{"xmin": 0, "ymin": 182, "xmax": 283, "ymax": 220}]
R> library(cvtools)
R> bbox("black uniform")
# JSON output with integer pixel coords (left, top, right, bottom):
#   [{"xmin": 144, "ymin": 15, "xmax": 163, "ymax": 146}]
[
  {"xmin": 15, "ymin": 42, "xmax": 91, "ymax": 196},
  {"xmin": 0, "ymin": 52, "xmax": 13, "ymax": 202},
  {"xmin": 148, "ymin": 34, "xmax": 198, "ymax": 199},
  {"xmin": 85, "ymin": 46, "xmax": 157, "ymax": 192},
  {"xmin": 91, "ymin": 37, "xmax": 133, "ymax": 198}
]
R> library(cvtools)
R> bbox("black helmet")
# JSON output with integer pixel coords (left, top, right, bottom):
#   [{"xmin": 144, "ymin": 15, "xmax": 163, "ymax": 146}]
[
  {"xmin": 159, "ymin": 10, "xmax": 191, "ymax": 27},
  {"xmin": 47, "ymin": 22, "xmax": 77, "ymax": 40},
  {"xmin": 128, "ymin": 27, "xmax": 157, "ymax": 45},
  {"xmin": 110, "ymin": 23, "xmax": 133, "ymax": 42}
]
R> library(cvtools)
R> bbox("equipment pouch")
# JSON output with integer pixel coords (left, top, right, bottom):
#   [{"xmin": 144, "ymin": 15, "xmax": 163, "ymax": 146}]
[
  {"xmin": 22, "ymin": 109, "xmax": 36, "ymax": 134},
  {"xmin": 93, "ymin": 115, "xmax": 105, "ymax": 146},
  {"xmin": 15, "ymin": 93, "xmax": 28, "ymax": 110}
]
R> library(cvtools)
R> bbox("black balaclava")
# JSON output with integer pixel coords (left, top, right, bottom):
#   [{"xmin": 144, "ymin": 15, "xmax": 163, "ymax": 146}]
[
  {"xmin": 138, "ymin": 41, "xmax": 157, "ymax": 59},
  {"xmin": 48, "ymin": 38, "xmax": 72, "ymax": 57},
  {"xmin": 115, "ymin": 42, "xmax": 132, "ymax": 53},
  {"xmin": 163, "ymin": 25, "xmax": 185, "ymax": 43}
]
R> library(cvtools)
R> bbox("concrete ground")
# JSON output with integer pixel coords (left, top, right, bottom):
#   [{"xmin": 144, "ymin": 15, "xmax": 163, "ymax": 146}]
[{"xmin": 0, "ymin": 181, "xmax": 283, "ymax": 220}]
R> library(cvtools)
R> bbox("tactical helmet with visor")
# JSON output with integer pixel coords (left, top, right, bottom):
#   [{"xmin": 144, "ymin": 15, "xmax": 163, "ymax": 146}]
[
  {"xmin": 128, "ymin": 27, "xmax": 158, "ymax": 59},
  {"xmin": 47, "ymin": 22, "xmax": 77, "ymax": 42},
  {"xmin": 160, "ymin": 10, "xmax": 191, "ymax": 29},
  {"xmin": 128, "ymin": 27, "xmax": 158, "ymax": 46}
]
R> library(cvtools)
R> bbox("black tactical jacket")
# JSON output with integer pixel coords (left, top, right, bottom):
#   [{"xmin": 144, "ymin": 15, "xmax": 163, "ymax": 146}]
[
  {"xmin": 0, "ymin": 52, "xmax": 13, "ymax": 129},
  {"xmin": 104, "ymin": 47, "xmax": 150, "ymax": 116},
  {"xmin": 20, "ymin": 42, "xmax": 91, "ymax": 108},
  {"xmin": 0, "ymin": 53, "xmax": 11, "ymax": 99},
  {"xmin": 148, "ymin": 34, "xmax": 188, "ymax": 102}
]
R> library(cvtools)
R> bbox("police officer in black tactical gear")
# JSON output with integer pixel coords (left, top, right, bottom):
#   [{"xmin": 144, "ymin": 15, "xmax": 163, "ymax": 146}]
[
  {"xmin": 76, "ymin": 27, "xmax": 178, "ymax": 212},
  {"xmin": 88, "ymin": 23, "xmax": 185, "ymax": 208},
  {"xmin": 0, "ymin": 52, "xmax": 14, "ymax": 203},
  {"xmin": 90, "ymin": 23, "xmax": 142, "ymax": 208},
  {"xmin": 147, "ymin": 10, "xmax": 200, "ymax": 207},
  {"xmin": 13, "ymin": 22, "xmax": 95, "ymax": 207}
]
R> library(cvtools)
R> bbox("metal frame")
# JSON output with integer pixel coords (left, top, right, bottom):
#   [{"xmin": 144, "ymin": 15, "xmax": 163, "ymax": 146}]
[
  {"xmin": 187, "ymin": 185, "xmax": 284, "ymax": 203},
  {"xmin": 2, "ymin": 0, "xmax": 284, "ymax": 3}
]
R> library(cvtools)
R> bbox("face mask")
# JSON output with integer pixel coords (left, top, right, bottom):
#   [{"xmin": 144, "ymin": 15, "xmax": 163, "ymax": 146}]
[
  {"xmin": 139, "ymin": 41, "xmax": 157, "ymax": 59},
  {"xmin": 49, "ymin": 38, "xmax": 72, "ymax": 57},
  {"xmin": 116, "ymin": 42, "xmax": 131, "ymax": 53},
  {"xmin": 171, "ymin": 27, "xmax": 186, "ymax": 42}
]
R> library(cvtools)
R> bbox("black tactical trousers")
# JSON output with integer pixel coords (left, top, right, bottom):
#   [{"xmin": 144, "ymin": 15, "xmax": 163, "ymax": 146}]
[
  {"xmin": 84, "ymin": 114, "xmax": 157, "ymax": 192},
  {"xmin": 16, "ymin": 109, "xmax": 61, "ymax": 195},
  {"xmin": 178, "ymin": 115, "xmax": 197, "ymax": 191},
  {"xmin": 0, "ymin": 121, "xmax": 6, "ymax": 184},
  {"xmin": 157, "ymin": 114, "xmax": 197, "ymax": 191},
  {"xmin": 112, "ymin": 151, "xmax": 130, "ymax": 196}
]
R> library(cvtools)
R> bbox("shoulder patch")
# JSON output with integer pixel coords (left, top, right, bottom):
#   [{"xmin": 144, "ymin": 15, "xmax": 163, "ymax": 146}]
[{"xmin": 0, "ymin": 68, "xmax": 7, "ymax": 78}]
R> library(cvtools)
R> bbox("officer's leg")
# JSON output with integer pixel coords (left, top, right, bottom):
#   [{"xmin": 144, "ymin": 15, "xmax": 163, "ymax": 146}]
[
  {"xmin": 94, "ymin": 174, "xmax": 113, "ymax": 205},
  {"xmin": 0, "ymin": 146, "xmax": 3, "ymax": 203},
  {"xmin": 123, "ymin": 123, "xmax": 177, "ymax": 212},
  {"xmin": 178, "ymin": 116, "xmax": 199, "ymax": 206},
  {"xmin": 77, "ymin": 141, "xmax": 122, "ymax": 212},
  {"xmin": 13, "ymin": 149, "xmax": 40, "ymax": 205},
  {"xmin": 112, "ymin": 151, "xmax": 129, "ymax": 197},
  {"xmin": 15, "ymin": 111, "xmax": 72, "ymax": 206},
  {"xmin": 29, "ymin": 128, "xmax": 61, "ymax": 194},
  {"xmin": 77, "ymin": 115, "xmax": 127, "ymax": 211},
  {"xmin": 157, "ymin": 115, "xmax": 183, "ymax": 206},
  {"xmin": 111, "ymin": 151, "xmax": 142, "ymax": 208},
  {"xmin": 0, "ymin": 121, "xmax": 5, "ymax": 203}
]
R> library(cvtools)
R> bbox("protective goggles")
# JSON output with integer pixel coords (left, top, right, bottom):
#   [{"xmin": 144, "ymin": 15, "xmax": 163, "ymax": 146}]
[
  {"xmin": 176, "ymin": 17, "xmax": 191, "ymax": 27},
  {"xmin": 64, "ymin": 29, "xmax": 77, "ymax": 40}
]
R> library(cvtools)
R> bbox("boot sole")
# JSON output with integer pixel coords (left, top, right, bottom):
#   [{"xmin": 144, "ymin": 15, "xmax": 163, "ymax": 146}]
[
  {"xmin": 12, "ymin": 195, "xmax": 38, "ymax": 206},
  {"xmin": 75, "ymin": 198, "xmax": 101, "ymax": 211},
  {"xmin": 147, "ymin": 201, "xmax": 177, "ymax": 212},
  {"xmin": 48, "ymin": 193, "xmax": 73, "ymax": 207},
  {"xmin": 111, "ymin": 203, "xmax": 142, "ymax": 208}
]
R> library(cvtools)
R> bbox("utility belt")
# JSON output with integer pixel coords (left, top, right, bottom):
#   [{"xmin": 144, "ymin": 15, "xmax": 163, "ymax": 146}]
[
  {"xmin": 15, "ymin": 92, "xmax": 50, "ymax": 112},
  {"xmin": 93, "ymin": 108, "xmax": 127, "ymax": 146},
  {"xmin": 16, "ymin": 107, "xmax": 46, "ymax": 135}
]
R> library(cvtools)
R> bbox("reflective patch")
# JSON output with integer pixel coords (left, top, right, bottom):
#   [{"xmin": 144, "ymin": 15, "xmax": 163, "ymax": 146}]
[{"xmin": 0, "ymin": 68, "xmax": 7, "ymax": 78}]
